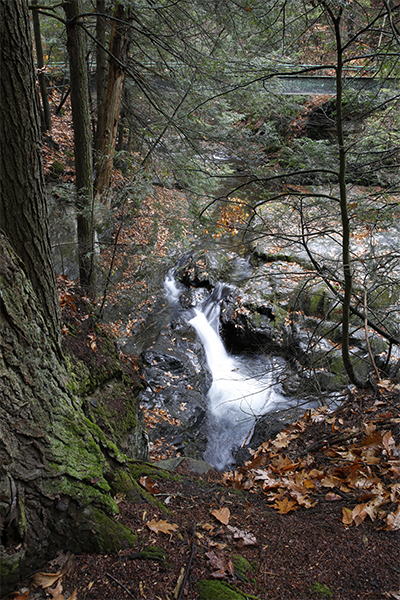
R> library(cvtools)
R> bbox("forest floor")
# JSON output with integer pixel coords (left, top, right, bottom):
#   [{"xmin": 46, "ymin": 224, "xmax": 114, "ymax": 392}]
[{"xmin": 8, "ymin": 364, "xmax": 400, "ymax": 600}]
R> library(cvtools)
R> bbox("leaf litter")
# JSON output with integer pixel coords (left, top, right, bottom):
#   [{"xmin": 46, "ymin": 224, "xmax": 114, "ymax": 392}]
[{"xmin": 10, "ymin": 390, "xmax": 400, "ymax": 600}]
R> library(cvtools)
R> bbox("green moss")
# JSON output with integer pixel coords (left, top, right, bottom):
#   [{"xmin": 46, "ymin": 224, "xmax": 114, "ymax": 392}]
[
  {"xmin": 197, "ymin": 580, "xmax": 261, "ymax": 600},
  {"xmin": 232, "ymin": 555, "xmax": 255, "ymax": 581},
  {"xmin": 133, "ymin": 545, "xmax": 168, "ymax": 562},
  {"xmin": 92, "ymin": 509, "xmax": 136, "ymax": 552},
  {"xmin": 49, "ymin": 160, "xmax": 65, "ymax": 179},
  {"xmin": 272, "ymin": 302, "xmax": 288, "ymax": 329},
  {"xmin": 308, "ymin": 582, "xmax": 333, "ymax": 598},
  {"xmin": 65, "ymin": 353, "xmax": 91, "ymax": 396},
  {"xmin": 42, "ymin": 476, "xmax": 118, "ymax": 514}
]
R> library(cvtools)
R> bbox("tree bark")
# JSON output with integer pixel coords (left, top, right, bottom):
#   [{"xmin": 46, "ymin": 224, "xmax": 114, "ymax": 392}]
[
  {"xmin": 94, "ymin": 3, "xmax": 131, "ymax": 204},
  {"xmin": 0, "ymin": 3, "xmax": 141, "ymax": 592},
  {"xmin": 328, "ymin": 5, "xmax": 364, "ymax": 386},
  {"xmin": 95, "ymin": 0, "xmax": 108, "ymax": 150},
  {"xmin": 31, "ymin": 0, "xmax": 52, "ymax": 132},
  {"xmin": 0, "ymin": 0, "xmax": 61, "ymax": 355},
  {"xmin": 64, "ymin": 0, "xmax": 97, "ymax": 295},
  {"xmin": 0, "ymin": 235, "xmax": 137, "ymax": 593}
]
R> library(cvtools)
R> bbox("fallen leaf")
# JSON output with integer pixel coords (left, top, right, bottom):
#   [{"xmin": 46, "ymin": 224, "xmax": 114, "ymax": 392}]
[
  {"xmin": 385, "ymin": 506, "xmax": 400, "ymax": 530},
  {"xmin": 342, "ymin": 507, "xmax": 353, "ymax": 525},
  {"xmin": 32, "ymin": 572, "xmax": 62, "ymax": 589},
  {"xmin": 325, "ymin": 492, "xmax": 342, "ymax": 501},
  {"xmin": 270, "ymin": 430, "xmax": 292, "ymax": 449},
  {"xmin": 205, "ymin": 550, "xmax": 235, "ymax": 578},
  {"xmin": 5, "ymin": 590, "xmax": 30, "ymax": 600},
  {"xmin": 352, "ymin": 503, "xmax": 368, "ymax": 526},
  {"xmin": 272, "ymin": 497, "xmax": 298, "ymax": 514},
  {"xmin": 140, "ymin": 476, "xmax": 160, "ymax": 494},
  {"xmin": 226, "ymin": 525, "xmax": 257, "ymax": 545},
  {"xmin": 146, "ymin": 519, "xmax": 179, "ymax": 535},
  {"xmin": 48, "ymin": 580, "xmax": 64, "ymax": 600},
  {"xmin": 211, "ymin": 507, "xmax": 230, "ymax": 525},
  {"xmin": 382, "ymin": 431, "xmax": 395, "ymax": 457}
]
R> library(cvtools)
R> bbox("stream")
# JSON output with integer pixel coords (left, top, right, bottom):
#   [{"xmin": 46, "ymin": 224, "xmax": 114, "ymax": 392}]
[{"xmin": 163, "ymin": 271, "xmax": 291, "ymax": 470}]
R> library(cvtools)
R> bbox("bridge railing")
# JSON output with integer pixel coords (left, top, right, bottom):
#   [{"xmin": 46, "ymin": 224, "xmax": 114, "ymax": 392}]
[{"xmin": 297, "ymin": 65, "xmax": 378, "ymax": 77}]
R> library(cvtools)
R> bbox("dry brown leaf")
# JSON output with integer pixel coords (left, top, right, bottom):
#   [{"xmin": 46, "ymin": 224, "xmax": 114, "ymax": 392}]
[
  {"xmin": 272, "ymin": 497, "xmax": 298, "ymax": 514},
  {"xmin": 139, "ymin": 476, "xmax": 161, "ymax": 495},
  {"xmin": 325, "ymin": 492, "xmax": 342, "ymax": 501},
  {"xmin": 382, "ymin": 431, "xmax": 396, "ymax": 457},
  {"xmin": 385, "ymin": 505, "xmax": 400, "ymax": 530},
  {"xmin": 48, "ymin": 580, "xmax": 64, "ymax": 600},
  {"xmin": 226, "ymin": 525, "xmax": 257, "ymax": 546},
  {"xmin": 205, "ymin": 550, "xmax": 235, "ymax": 578},
  {"xmin": 270, "ymin": 431, "xmax": 293, "ymax": 449},
  {"xmin": 321, "ymin": 475, "xmax": 343, "ymax": 488},
  {"xmin": 342, "ymin": 507, "xmax": 353, "ymax": 525},
  {"xmin": 32, "ymin": 572, "xmax": 62, "ymax": 589},
  {"xmin": 6, "ymin": 590, "xmax": 30, "ymax": 600},
  {"xmin": 352, "ymin": 503, "xmax": 368, "ymax": 526},
  {"xmin": 146, "ymin": 519, "xmax": 178, "ymax": 535},
  {"xmin": 211, "ymin": 506, "xmax": 230, "ymax": 525}
]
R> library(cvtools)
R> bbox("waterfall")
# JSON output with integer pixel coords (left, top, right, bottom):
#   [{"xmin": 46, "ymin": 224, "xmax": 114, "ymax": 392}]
[{"xmin": 164, "ymin": 272, "xmax": 285, "ymax": 470}]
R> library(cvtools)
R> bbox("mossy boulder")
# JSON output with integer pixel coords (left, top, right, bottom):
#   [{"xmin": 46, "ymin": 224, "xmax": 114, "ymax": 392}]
[{"xmin": 232, "ymin": 555, "xmax": 256, "ymax": 582}]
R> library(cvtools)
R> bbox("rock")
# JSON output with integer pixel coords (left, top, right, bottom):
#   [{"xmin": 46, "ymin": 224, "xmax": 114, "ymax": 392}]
[{"xmin": 153, "ymin": 457, "xmax": 214, "ymax": 474}]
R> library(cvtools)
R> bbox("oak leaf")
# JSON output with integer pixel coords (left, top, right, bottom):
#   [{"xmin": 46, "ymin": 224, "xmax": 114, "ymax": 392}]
[
  {"xmin": 146, "ymin": 519, "xmax": 179, "ymax": 535},
  {"xmin": 272, "ymin": 497, "xmax": 298, "ymax": 514},
  {"xmin": 226, "ymin": 525, "xmax": 257, "ymax": 546}
]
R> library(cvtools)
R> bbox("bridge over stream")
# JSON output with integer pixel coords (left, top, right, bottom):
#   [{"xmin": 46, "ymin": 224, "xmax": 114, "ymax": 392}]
[{"xmin": 273, "ymin": 66, "xmax": 397, "ymax": 95}]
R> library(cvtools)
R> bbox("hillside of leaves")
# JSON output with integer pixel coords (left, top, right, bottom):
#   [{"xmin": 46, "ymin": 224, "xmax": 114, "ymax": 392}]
[{"xmin": 7, "ymin": 386, "xmax": 400, "ymax": 600}]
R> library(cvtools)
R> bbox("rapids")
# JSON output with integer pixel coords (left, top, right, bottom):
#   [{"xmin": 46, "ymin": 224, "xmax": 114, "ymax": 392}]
[{"xmin": 164, "ymin": 271, "xmax": 287, "ymax": 469}]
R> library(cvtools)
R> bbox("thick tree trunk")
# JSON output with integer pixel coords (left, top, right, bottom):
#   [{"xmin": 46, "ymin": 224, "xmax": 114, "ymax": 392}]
[
  {"xmin": 0, "ymin": 3, "xmax": 141, "ymax": 592},
  {"xmin": 94, "ymin": 3, "xmax": 131, "ymax": 204},
  {"xmin": 0, "ymin": 0, "xmax": 61, "ymax": 354},
  {"xmin": 64, "ymin": 0, "xmax": 97, "ymax": 295},
  {"xmin": 0, "ymin": 235, "xmax": 137, "ymax": 593}
]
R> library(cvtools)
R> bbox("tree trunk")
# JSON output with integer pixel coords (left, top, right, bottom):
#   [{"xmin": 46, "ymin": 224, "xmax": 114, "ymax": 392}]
[
  {"xmin": 94, "ymin": 3, "xmax": 131, "ymax": 204},
  {"xmin": 0, "ymin": 4, "xmax": 143, "ymax": 592},
  {"xmin": 329, "ymin": 5, "xmax": 363, "ymax": 386},
  {"xmin": 0, "ymin": 0, "xmax": 60, "ymax": 355},
  {"xmin": 95, "ymin": 0, "xmax": 108, "ymax": 150},
  {"xmin": 31, "ymin": 0, "xmax": 52, "ymax": 132},
  {"xmin": 0, "ymin": 235, "xmax": 138, "ymax": 593},
  {"xmin": 64, "ymin": 0, "xmax": 97, "ymax": 295}
]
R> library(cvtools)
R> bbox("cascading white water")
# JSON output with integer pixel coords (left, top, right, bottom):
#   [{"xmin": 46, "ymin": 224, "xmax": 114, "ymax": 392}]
[{"xmin": 164, "ymin": 272, "xmax": 286, "ymax": 470}]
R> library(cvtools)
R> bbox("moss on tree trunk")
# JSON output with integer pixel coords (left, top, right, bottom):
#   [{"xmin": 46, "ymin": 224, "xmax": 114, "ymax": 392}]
[{"xmin": 0, "ymin": 236, "xmax": 142, "ymax": 593}]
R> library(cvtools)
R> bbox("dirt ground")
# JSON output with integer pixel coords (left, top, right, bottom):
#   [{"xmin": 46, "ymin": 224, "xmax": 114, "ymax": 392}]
[{"xmin": 6, "ymin": 391, "xmax": 400, "ymax": 600}]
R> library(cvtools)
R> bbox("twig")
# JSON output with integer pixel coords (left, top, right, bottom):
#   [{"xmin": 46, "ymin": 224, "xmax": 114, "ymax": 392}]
[
  {"xmin": 299, "ymin": 431, "xmax": 359, "ymax": 456},
  {"xmin": 176, "ymin": 523, "xmax": 196, "ymax": 600},
  {"xmin": 106, "ymin": 572, "xmax": 136, "ymax": 599}
]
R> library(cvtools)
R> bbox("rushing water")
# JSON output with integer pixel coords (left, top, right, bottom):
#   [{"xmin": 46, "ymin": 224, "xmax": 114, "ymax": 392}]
[{"xmin": 164, "ymin": 271, "xmax": 287, "ymax": 470}]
